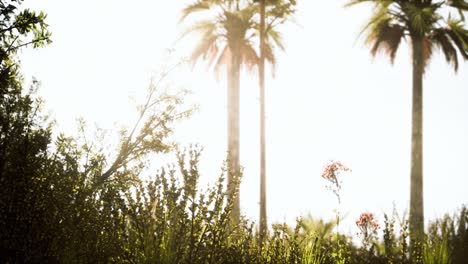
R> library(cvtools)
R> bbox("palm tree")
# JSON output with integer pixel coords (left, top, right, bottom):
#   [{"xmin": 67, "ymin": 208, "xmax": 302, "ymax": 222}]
[
  {"xmin": 180, "ymin": 0, "xmax": 293, "ymax": 226},
  {"xmin": 254, "ymin": 0, "xmax": 296, "ymax": 245},
  {"xmin": 347, "ymin": 0, "xmax": 468, "ymax": 256},
  {"xmin": 180, "ymin": 0, "xmax": 265, "ymax": 223},
  {"xmin": 258, "ymin": 0, "xmax": 268, "ymax": 246}
]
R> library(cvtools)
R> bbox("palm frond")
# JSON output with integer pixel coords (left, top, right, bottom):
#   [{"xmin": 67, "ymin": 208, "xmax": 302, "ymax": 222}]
[
  {"xmin": 359, "ymin": 3, "xmax": 392, "ymax": 41},
  {"xmin": 214, "ymin": 46, "xmax": 231, "ymax": 80},
  {"xmin": 191, "ymin": 34, "xmax": 219, "ymax": 67},
  {"xmin": 223, "ymin": 11, "xmax": 247, "ymax": 42},
  {"xmin": 447, "ymin": 0, "xmax": 468, "ymax": 12},
  {"xmin": 263, "ymin": 43, "xmax": 277, "ymax": 77},
  {"xmin": 239, "ymin": 3, "xmax": 257, "ymax": 22},
  {"xmin": 179, "ymin": 19, "xmax": 217, "ymax": 41},
  {"xmin": 446, "ymin": 18, "xmax": 468, "ymax": 59},
  {"xmin": 422, "ymin": 36, "xmax": 433, "ymax": 71},
  {"xmin": 180, "ymin": 0, "xmax": 211, "ymax": 23},
  {"xmin": 239, "ymin": 41, "xmax": 258, "ymax": 73},
  {"xmin": 266, "ymin": 27, "xmax": 285, "ymax": 51},
  {"xmin": 366, "ymin": 18, "xmax": 405, "ymax": 63},
  {"xmin": 206, "ymin": 39, "xmax": 220, "ymax": 68},
  {"xmin": 349, "ymin": 0, "xmax": 467, "ymax": 74},
  {"xmin": 405, "ymin": 4, "xmax": 439, "ymax": 36},
  {"xmin": 345, "ymin": 0, "xmax": 379, "ymax": 8},
  {"xmin": 431, "ymin": 28, "xmax": 459, "ymax": 71},
  {"xmin": 224, "ymin": 5, "xmax": 256, "ymax": 39},
  {"xmin": 181, "ymin": 0, "xmax": 293, "ymax": 81},
  {"xmin": 179, "ymin": 17, "xmax": 222, "ymax": 69},
  {"xmin": 446, "ymin": 31, "xmax": 468, "ymax": 69}
]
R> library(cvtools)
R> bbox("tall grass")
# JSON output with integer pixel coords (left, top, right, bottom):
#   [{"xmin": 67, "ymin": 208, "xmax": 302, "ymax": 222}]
[
  {"xmin": 302, "ymin": 235, "xmax": 325, "ymax": 264},
  {"xmin": 118, "ymin": 151, "xmax": 467, "ymax": 264},
  {"xmin": 423, "ymin": 237, "xmax": 450, "ymax": 264}
]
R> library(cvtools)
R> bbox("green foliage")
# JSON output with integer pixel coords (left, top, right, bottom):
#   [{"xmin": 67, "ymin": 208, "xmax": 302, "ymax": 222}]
[
  {"xmin": 423, "ymin": 206, "xmax": 468, "ymax": 264},
  {"xmin": 381, "ymin": 210, "xmax": 410, "ymax": 264},
  {"xmin": 0, "ymin": 80, "xmax": 189, "ymax": 262},
  {"xmin": 423, "ymin": 236, "xmax": 450, "ymax": 264},
  {"xmin": 0, "ymin": 3, "xmax": 191, "ymax": 259},
  {"xmin": 0, "ymin": 0, "xmax": 51, "ymax": 66},
  {"xmin": 299, "ymin": 214, "xmax": 337, "ymax": 241},
  {"xmin": 121, "ymin": 147, "xmax": 240, "ymax": 263},
  {"xmin": 115, "ymin": 149, "xmax": 325, "ymax": 264},
  {"xmin": 0, "ymin": 1, "xmax": 53, "ymax": 261},
  {"xmin": 348, "ymin": 0, "xmax": 468, "ymax": 70},
  {"xmin": 302, "ymin": 235, "xmax": 326, "ymax": 264},
  {"xmin": 452, "ymin": 206, "xmax": 468, "ymax": 264}
]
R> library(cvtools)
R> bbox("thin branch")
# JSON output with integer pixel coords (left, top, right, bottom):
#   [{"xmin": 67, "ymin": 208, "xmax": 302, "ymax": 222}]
[
  {"xmin": 6, "ymin": 36, "xmax": 49, "ymax": 54},
  {"xmin": 5, "ymin": 35, "xmax": 19, "ymax": 53},
  {"xmin": 96, "ymin": 60, "xmax": 184, "ymax": 187}
]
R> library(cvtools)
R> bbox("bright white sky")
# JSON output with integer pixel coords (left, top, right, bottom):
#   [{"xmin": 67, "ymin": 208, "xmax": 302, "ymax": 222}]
[{"xmin": 21, "ymin": 0, "xmax": 468, "ymax": 235}]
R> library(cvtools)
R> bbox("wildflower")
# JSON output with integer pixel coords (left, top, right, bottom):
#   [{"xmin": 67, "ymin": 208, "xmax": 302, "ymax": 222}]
[
  {"xmin": 321, "ymin": 161, "xmax": 351, "ymax": 181},
  {"xmin": 321, "ymin": 160, "xmax": 351, "ymax": 262},
  {"xmin": 321, "ymin": 160, "xmax": 351, "ymax": 204},
  {"xmin": 356, "ymin": 212, "xmax": 379, "ymax": 249}
]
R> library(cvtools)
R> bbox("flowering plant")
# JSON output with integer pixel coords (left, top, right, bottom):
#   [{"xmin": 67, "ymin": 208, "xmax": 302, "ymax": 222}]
[
  {"xmin": 321, "ymin": 160, "xmax": 351, "ymax": 264},
  {"xmin": 321, "ymin": 160, "xmax": 351, "ymax": 204},
  {"xmin": 356, "ymin": 212, "xmax": 379, "ymax": 249}
]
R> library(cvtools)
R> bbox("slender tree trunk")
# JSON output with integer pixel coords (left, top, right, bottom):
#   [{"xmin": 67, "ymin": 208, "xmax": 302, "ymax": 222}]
[
  {"xmin": 258, "ymin": 0, "xmax": 267, "ymax": 246},
  {"xmin": 409, "ymin": 36, "xmax": 424, "ymax": 259},
  {"xmin": 227, "ymin": 48, "xmax": 241, "ymax": 224}
]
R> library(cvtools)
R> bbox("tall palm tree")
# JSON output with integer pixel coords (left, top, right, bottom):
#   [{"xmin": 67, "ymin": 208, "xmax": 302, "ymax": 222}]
[
  {"xmin": 181, "ymin": 0, "xmax": 293, "ymax": 226},
  {"xmin": 254, "ymin": 0, "xmax": 296, "ymax": 245},
  {"xmin": 180, "ymin": 0, "xmax": 272, "ymax": 223},
  {"xmin": 258, "ymin": 0, "xmax": 267, "ymax": 246},
  {"xmin": 347, "ymin": 0, "xmax": 468, "ymax": 255}
]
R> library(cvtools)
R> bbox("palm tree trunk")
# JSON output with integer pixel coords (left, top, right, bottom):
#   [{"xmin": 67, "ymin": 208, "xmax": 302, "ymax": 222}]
[
  {"xmin": 409, "ymin": 36, "xmax": 424, "ymax": 259},
  {"xmin": 258, "ymin": 0, "xmax": 267, "ymax": 246},
  {"xmin": 227, "ymin": 48, "xmax": 241, "ymax": 224}
]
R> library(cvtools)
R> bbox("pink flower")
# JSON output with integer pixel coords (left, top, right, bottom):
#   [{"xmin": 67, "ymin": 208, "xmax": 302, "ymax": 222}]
[
  {"xmin": 356, "ymin": 212, "xmax": 379, "ymax": 248},
  {"xmin": 321, "ymin": 161, "xmax": 351, "ymax": 181},
  {"xmin": 321, "ymin": 160, "xmax": 351, "ymax": 203},
  {"xmin": 356, "ymin": 213, "xmax": 379, "ymax": 228}
]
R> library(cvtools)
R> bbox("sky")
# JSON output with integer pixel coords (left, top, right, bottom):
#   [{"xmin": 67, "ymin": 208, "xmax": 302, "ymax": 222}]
[{"xmin": 20, "ymin": 0, "xmax": 468, "ymax": 234}]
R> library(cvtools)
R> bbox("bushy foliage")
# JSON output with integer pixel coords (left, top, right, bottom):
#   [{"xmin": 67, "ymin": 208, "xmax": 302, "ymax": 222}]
[
  {"xmin": 425, "ymin": 206, "xmax": 468, "ymax": 264},
  {"xmin": 120, "ymin": 147, "xmax": 240, "ymax": 263}
]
